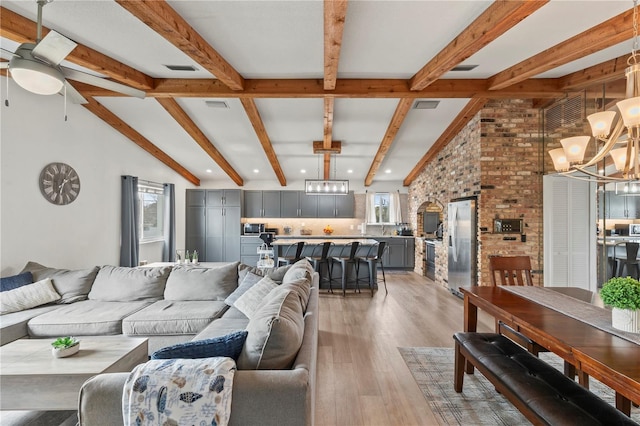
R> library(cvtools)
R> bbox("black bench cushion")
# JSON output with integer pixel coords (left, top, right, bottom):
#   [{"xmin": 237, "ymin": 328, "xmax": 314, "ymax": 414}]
[{"xmin": 454, "ymin": 332, "xmax": 636, "ymax": 426}]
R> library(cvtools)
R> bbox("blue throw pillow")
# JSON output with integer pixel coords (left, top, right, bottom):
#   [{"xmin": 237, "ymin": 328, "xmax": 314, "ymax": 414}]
[
  {"xmin": 0, "ymin": 272, "xmax": 33, "ymax": 292},
  {"xmin": 150, "ymin": 330, "xmax": 249, "ymax": 360}
]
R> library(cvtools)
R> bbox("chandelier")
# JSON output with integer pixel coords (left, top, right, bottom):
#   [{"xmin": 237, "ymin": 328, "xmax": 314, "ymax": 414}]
[
  {"xmin": 305, "ymin": 152, "xmax": 349, "ymax": 195},
  {"xmin": 549, "ymin": 0, "xmax": 640, "ymax": 183}
]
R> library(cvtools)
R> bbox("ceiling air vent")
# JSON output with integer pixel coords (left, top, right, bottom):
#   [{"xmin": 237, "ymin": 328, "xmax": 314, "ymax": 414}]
[
  {"xmin": 205, "ymin": 100, "xmax": 229, "ymax": 109},
  {"xmin": 164, "ymin": 65, "xmax": 198, "ymax": 71},
  {"xmin": 451, "ymin": 64, "xmax": 478, "ymax": 72},
  {"xmin": 414, "ymin": 100, "xmax": 440, "ymax": 110}
]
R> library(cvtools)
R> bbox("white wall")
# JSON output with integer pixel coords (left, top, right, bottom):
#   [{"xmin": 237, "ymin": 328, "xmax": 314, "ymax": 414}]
[{"xmin": 0, "ymin": 78, "xmax": 195, "ymax": 275}]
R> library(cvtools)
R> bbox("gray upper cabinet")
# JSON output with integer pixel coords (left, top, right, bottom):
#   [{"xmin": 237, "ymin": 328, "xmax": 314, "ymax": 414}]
[
  {"xmin": 244, "ymin": 190, "xmax": 281, "ymax": 218},
  {"xmin": 316, "ymin": 192, "xmax": 355, "ymax": 218},
  {"xmin": 601, "ymin": 191, "xmax": 639, "ymax": 219},
  {"xmin": 206, "ymin": 189, "xmax": 241, "ymax": 207},
  {"xmin": 186, "ymin": 189, "xmax": 205, "ymax": 207},
  {"xmin": 280, "ymin": 191, "xmax": 318, "ymax": 218}
]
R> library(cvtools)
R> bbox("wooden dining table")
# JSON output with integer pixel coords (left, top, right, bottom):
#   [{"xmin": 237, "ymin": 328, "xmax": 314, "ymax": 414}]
[{"xmin": 460, "ymin": 286, "xmax": 640, "ymax": 415}]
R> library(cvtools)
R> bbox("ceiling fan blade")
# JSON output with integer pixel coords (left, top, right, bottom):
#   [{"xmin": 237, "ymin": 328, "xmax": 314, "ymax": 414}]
[
  {"xmin": 1, "ymin": 47, "xmax": 18, "ymax": 59},
  {"xmin": 60, "ymin": 81, "xmax": 88, "ymax": 104},
  {"xmin": 60, "ymin": 67, "xmax": 146, "ymax": 99},
  {"xmin": 32, "ymin": 30, "xmax": 77, "ymax": 66},
  {"xmin": 0, "ymin": 62, "xmax": 8, "ymax": 69}
]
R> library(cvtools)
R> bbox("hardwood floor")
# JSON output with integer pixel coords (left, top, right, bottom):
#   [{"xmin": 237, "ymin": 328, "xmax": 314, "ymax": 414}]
[{"xmin": 315, "ymin": 270, "xmax": 494, "ymax": 426}]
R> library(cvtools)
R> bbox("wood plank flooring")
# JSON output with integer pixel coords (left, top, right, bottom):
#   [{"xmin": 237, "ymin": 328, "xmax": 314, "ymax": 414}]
[{"xmin": 315, "ymin": 270, "xmax": 495, "ymax": 426}]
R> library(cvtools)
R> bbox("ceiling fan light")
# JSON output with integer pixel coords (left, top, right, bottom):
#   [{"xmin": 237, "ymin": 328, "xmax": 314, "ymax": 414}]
[
  {"xmin": 617, "ymin": 96, "xmax": 640, "ymax": 128},
  {"xmin": 587, "ymin": 111, "xmax": 616, "ymax": 138},
  {"xmin": 9, "ymin": 56, "xmax": 64, "ymax": 95},
  {"xmin": 560, "ymin": 136, "xmax": 590, "ymax": 163},
  {"xmin": 609, "ymin": 146, "xmax": 635, "ymax": 171}
]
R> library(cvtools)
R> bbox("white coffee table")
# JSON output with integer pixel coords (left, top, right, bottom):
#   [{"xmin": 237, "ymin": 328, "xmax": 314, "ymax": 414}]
[{"xmin": 0, "ymin": 336, "xmax": 148, "ymax": 410}]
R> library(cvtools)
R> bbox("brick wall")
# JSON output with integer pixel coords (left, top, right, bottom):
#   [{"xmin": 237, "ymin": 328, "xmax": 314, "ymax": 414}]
[{"xmin": 409, "ymin": 99, "xmax": 543, "ymax": 288}]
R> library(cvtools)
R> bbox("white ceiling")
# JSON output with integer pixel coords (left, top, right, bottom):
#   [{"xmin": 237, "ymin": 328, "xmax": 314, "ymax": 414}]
[{"xmin": 0, "ymin": 0, "xmax": 634, "ymax": 190}]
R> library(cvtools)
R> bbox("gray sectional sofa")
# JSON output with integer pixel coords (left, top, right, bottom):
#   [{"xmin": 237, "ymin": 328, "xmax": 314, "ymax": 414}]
[{"xmin": 0, "ymin": 259, "xmax": 319, "ymax": 426}]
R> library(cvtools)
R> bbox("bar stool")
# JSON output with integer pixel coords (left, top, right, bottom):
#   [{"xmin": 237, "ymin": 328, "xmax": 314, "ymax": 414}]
[
  {"xmin": 306, "ymin": 242, "xmax": 332, "ymax": 288},
  {"xmin": 329, "ymin": 241, "xmax": 359, "ymax": 296},
  {"xmin": 355, "ymin": 242, "xmax": 387, "ymax": 296},
  {"xmin": 617, "ymin": 242, "xmax": 640, "ymax": 279},
  {"xmin": 277, "ymin": 241, "xmax": 305, "ymax": 266}
]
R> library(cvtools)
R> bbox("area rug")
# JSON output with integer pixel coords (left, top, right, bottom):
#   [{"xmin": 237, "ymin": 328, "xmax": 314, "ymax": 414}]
[{"xmin": 398, "ymin": 347, "xmax": 640, "ymax": 426}]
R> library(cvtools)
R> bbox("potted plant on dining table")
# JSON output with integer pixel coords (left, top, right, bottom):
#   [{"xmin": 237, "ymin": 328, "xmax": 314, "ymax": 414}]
[{"xmin": 600, "ymin": 276, "xmax": 640, "ymax": 333}]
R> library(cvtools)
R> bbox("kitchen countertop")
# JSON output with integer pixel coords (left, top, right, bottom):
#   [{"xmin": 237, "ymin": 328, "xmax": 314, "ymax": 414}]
[
  {"xmin": 271, "ymin": 238, "xmax": 380, "ymax": 245},
  {"xmin": 273, "ymin": 234, "xmax": 415, "ymax": 239}
]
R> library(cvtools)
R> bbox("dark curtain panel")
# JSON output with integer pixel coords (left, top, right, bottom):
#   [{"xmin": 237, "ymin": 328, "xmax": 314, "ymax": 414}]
[
  {"xmin": 120, "ymin": 175, "xmax": 139, "ymax": 267},
  {"xmin": 162, "ymin": 183, "xmax": 176, "ymax": 262}
]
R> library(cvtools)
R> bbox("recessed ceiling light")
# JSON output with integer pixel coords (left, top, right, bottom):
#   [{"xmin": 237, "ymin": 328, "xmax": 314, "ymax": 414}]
[
  {"xmin": 164, "ymin": 64, "xmax": 198, "ymax": 71},
  {"xmin": 385, "ymin": 169, "xmax": 392, "ymax": 174},
  {"xmin": 206, "ymin": 169, "xmax": 212, "ymax": 173},
  {"xmin": 347, "ymin": 169, "xmax": 353, "ymax": 174},
  {"xmin": 253, "ymin": 169, "xmax": 259, "ymax": 173},
  {"xmin": 301, "ymin": 169, "xmax": 306, "ymax": 174},
  {"xmin": 205, "ymin": 100, "xmax": 229, "ymax": 109},
  {"xmin": 451, "ymin": 64, "xmax": 478, "ymax": 72},
  {"xmin": 414, "ymin": 100, "xmax": 440, "ymax": 110}
]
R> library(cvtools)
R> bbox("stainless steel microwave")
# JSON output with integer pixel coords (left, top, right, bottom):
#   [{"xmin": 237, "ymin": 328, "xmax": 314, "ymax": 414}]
[
  {"xmin": 630, "ymin": 224, "xmax": 640, "ymax": 236},
  {"xmin": 243, "ymin": 223, "xmax": 265, "ymax": 235}
]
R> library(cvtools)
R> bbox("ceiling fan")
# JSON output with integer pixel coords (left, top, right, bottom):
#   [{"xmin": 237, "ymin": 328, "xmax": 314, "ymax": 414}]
[{"xmin": 1, "ymin": 0, "xmax": 145, "ymax": 104}]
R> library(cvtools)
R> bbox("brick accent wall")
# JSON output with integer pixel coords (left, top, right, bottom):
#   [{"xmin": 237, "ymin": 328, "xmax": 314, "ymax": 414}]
[{"xmin": 409, "ymin": 99, "xmax": 543, "ymax": 289}]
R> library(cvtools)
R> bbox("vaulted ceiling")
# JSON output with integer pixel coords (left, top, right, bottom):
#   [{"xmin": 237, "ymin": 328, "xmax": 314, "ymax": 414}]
[{"xmin": 0, "ymin": 0, "xmax": 634, "ymax": 190}]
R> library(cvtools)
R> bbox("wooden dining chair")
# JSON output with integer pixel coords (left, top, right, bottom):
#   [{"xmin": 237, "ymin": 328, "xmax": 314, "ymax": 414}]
[{"xmin": 488, "ymin": 255, "xmax": 533, "ymax": 287}]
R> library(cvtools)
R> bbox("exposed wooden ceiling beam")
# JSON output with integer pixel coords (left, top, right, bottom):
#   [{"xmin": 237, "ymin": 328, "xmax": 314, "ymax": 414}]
[
  {"xmin": 0, "ymin": 6, "xmax": 153, "ymax": 90},
  {"xmin": 324, "ymin": 0, "xmax": 348, "ymax": 90},
  {"xmin": 83, "ymin": 97, "xmax": 199, "ymax": 185},
  {"xmin": 488, "ymin": 7, "xmax": 634, "ymax": 90},
  {"xmin": 77, "ymin": 78, "xmax": 565, "ymax": 99},
  {"xmin": 115, "ymin": 0, "xmax": 244, "ymax": 91},
  {"xmin": 410, "ymin": 0, "xmax": 548, "ymax": 91},
  {"xmin": 156, "ymin": 98, "xmax": 244, "ymax": 186},
  {"xmin": 558, "ymin": 54, "xmax": 628, "ymax": 92},
  {"xmin": 240, "ymin": 98, "xmax": 287, "ymax": 186},
  {"xmin": 313, "ymin": 141, "xmax": 342, "ymax": 153},
  {"xmin": 365, "ymin": 98, "xmax": 413, "ymax": 186},
  {"xmin": 403, "ymin": 98, "xmax": 487, "ymax": 186},
  {"xmin": 323, "ymin": 98, "xmax": 335, "ymax": 179}
]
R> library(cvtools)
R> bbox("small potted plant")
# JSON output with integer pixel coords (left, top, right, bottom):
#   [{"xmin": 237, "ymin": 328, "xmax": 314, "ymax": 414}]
[
  {"xmin": 600, "ymin": 276, "xmax": 640, "ymax": 333},
  {"xmin": 51, "ymin": 336, "xmax": 80, "ymax": 358}
]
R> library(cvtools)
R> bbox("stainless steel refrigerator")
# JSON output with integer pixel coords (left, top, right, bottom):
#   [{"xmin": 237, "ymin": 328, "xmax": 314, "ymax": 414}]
[{"xmin": 447, "ymin": 197, "xmax": 477, "ymax": 297}]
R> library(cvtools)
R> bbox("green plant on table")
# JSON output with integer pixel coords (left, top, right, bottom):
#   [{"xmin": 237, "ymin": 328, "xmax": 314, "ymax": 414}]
[
  {"xmin": 51, "ymin": 336, "xmax": 79, "ymax": 349},
  {"xmin": 600, "ymin": 276, "xmax": 640, "ymax": 310}
]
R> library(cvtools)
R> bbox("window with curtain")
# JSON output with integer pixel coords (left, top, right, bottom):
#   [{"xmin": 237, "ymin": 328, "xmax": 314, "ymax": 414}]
[
  {"xmin": 366, "ymin": 192, "xmax": 403, "ymax": 224},
  {"xmin": 138, "ymin": 181, "xmax": 165, "ymax": 242}
]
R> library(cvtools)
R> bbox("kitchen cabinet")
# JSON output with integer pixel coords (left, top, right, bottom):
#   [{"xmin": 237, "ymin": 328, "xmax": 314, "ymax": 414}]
[
  {"xmin": 244, "ymin": 190, "xmax": 281, "ymax": 218},
  {"xmin": 280, "ymin": 191, "xmax": 318, "ymax": 218},
  {"xmin": 185, "ymin": 189, "xmax": 241, "ymax": 262},
  {"xmin": 600, "ymin": 191, "xmax": 640, "ymax": 219},
  {"xmin": 376, "ymin": 237, "xmax": 415, "ymax": 269},
  {"xmin": 316, "ymin": 192, "xmax": 355, "ymax": 218},
  {"xmin": 241, "ymin": 236, "xmax": 264, "ymax": 266}
]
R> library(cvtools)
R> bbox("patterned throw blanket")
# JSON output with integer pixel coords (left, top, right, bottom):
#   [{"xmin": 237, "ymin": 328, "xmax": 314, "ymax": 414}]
[{"xmin": 123, "ymin": 357, "xmax": 236, "ymax": 426}]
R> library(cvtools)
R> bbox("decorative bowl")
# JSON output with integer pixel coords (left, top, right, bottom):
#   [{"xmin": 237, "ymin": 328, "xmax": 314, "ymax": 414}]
[{"xmin": 52, "ymin": 343, "xmax": 79, "ymax": 358}]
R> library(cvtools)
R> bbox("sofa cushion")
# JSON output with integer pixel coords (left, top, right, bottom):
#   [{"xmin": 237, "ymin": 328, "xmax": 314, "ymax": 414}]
[
  {"xmin": 224, "ymin": 271, "xmax": 263, "ymax": 307},
  {"xmin": 233, "ymin": 276, "xmax": 278, "ymax": 319},
  {"xmin": 195, "ymin": 318, "xmax": 251, "ymax": 340},
  {"xmin": 0, "ymin": 271, "xmax": 33, "ymax": 292},
  {"xmin": 21, "ymin": 262, "xmax": 99, "ymax": 304},
  {"xmin": 122, "ymin": 300, "xmax": 229, "ymax": 336},
  {"xmin": 88, "ymin": 266, "xmax": 170, "ymax": 302},
  {"xmin": 282, "ymin": 259, "xmax": 314, "ymax": 283},
  {"xmin": 237, "ymin": 288, "xmax": 305, "ymax": 370},
  {"xmin": 150, "ymin": 330, "xmax": 248, "ymax": 360},
  {"xmin": 164, "ymin": 262, "xmax": 239, "ymax": 301},
  {"xmin": 279, "ymin": 277, "xmax": 312, "ymax": 311},
  {"xmin": 0, "ymin": 305, "xmax": 61, "ymax": 345},
  {"xmin": 27, "ymin": 300, "xmax": 150, "ymax": 337},
  {"xmin": 0, "ymin": 278, "xmax": 61, "ymax": 314},
  {"xmin": 237, "ymin": 263, "xmax": 294, "ymax": 285}
]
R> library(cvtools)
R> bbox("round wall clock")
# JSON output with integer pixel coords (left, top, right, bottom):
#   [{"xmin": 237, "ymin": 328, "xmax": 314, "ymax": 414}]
[{"xmin": 39, "ymin": 162, "xmax": 81, "ymax": 205}]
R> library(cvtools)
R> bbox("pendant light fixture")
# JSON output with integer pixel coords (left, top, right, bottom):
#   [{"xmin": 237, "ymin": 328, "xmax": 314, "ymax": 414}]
[{"xmin": 305, "ymin": 152, "xmax": 349, "ymax": 195}]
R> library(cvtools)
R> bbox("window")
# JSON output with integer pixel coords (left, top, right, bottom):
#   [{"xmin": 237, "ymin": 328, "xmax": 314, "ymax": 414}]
[
  {"xmin": 366, "ymin": 192, "xmax": 402, "ymax": 224},
  {"xmin": 138, "ymin": 181, "xmax": 164, "ymax": 242},
  {"xmin": 374, "ymin": 193, "xmax": 391, "ymax": 223}
]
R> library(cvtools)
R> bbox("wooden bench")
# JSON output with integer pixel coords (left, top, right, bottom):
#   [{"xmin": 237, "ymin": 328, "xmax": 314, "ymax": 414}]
[{"xmin": 453, "ymin": 332, "xmax": 636, "ymax": 426}]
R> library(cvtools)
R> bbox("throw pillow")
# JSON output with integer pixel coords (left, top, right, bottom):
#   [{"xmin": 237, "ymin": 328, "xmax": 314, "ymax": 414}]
[
  {"xmin": 88, "ymin": 265, "xmax": 171, "ymax": 302},
  {"xmin": 164, "ymin": 262, "xmax": 239, "ymax": 301},
  {"xmin": 150, "ymin": 330, "xmax": 249, "ymax": 360},
  {"xmin": 21, "ymin": 261, "xmax": 99, "ymax": 304},
  {"xmin": 0, "ymin": 271, "xmax": 33, "ymax": 292},
  {"xmin": 225, "ymin": 271, "xmax": 263, "ymax": 307},
  {"xmin": 233, "ymin": 276, "xmax": 278, "ymax": 319},
  {"xmin": 282, "ymin": 259, "xmax": 313, "ymax": 283},
  {"xmin": 0, "ymin": 278, "xmax": 61, "ymax": 314},
  {"xmin": 237, "ymin": 262, "xmax": 294, "ymax": 285},
  {"xmin": 237, "ymin": 289, "xmax": 305, "ymax": 370}
]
